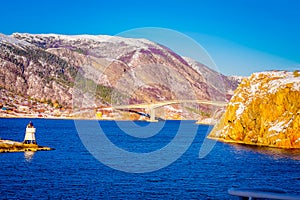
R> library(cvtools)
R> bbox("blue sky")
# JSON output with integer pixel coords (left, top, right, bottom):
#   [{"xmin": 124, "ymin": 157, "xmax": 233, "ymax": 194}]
[{"xmin": 1, "ymin": 0, "xmax": 299, "ymax": 75}]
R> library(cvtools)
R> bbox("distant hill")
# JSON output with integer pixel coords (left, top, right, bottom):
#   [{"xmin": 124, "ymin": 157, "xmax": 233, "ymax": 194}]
[
  {"xmin": 209, "ymin": 71, "xmax": 300, "ymax": 148},
  {"xmin": 0, "ymin": 33, "xmax": 239, "ymax": 119}
]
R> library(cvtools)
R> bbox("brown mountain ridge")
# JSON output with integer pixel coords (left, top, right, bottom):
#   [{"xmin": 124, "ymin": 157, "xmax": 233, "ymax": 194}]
[{"xmin": 0, "ymin": 33, "xmax": 239, "ymax": 119}]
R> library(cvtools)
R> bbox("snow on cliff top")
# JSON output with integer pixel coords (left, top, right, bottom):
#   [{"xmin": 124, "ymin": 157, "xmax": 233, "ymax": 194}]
[{"xmin": 247, "ymin": 71, "xmax": 300, "ymax": 94}]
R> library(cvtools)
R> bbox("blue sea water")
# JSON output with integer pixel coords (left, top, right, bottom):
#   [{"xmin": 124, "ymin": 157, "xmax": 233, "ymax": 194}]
[{"xmin": 0, "ymin": 118, "xmax": 300, "ymax": 199}]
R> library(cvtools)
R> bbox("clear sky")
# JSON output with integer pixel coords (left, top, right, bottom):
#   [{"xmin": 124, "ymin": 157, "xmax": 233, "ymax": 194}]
[{"xmin": 1, "ymin": 0, "xmax": 299, "ymax": 75}]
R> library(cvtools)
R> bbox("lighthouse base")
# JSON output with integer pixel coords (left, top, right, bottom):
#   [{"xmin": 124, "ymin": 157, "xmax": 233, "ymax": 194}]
[{"xmin": 23, "ymin": 140, "xmax": 37, "ymax": 144}]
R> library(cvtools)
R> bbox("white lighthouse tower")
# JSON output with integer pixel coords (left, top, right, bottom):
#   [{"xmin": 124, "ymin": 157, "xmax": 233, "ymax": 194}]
[{"xmin": 24, "ymin": 121, "xmax": 37, "ymax": 144}]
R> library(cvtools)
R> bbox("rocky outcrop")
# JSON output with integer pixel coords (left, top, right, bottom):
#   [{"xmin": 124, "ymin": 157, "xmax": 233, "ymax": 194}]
[
  {"xmin": 209, "ymin": 71, "xmax": 300, "ymax": 148},
  {"xmin": 0, "ymin": 140, "xmax": 54, "ymax": 153}
]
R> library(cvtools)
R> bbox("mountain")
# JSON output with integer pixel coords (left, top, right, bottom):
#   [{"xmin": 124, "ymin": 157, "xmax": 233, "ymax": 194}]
[
  {"xmin": 208, "ymin": 71, "xmax": 300, "ymax": 148},
  {"xmin": 183, "ymin": 57, "xmax": 241, "ymax": 98},
  {"xmin": 0, "ymin": 33, "xmax": 239, "ymax": 119}
]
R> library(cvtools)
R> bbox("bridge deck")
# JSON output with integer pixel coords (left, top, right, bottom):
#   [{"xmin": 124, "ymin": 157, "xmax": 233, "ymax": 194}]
[{"xmin": 113, "ymin": 100, "xmax": 227, "ymax": 109}]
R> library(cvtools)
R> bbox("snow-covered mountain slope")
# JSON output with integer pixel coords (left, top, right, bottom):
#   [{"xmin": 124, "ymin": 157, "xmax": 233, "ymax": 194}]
[
  {"xmin": 209, "ymin": 70, "xmax": 300, "ymax": 148},
  {"xmin": 0, "ymin": 34, "xmax": 33, "ymax": 48}
]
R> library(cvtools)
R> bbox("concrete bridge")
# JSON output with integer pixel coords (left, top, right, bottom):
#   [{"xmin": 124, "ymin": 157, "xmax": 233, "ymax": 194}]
[{"xmin": 113, "ymin": 100, "xmax": 227, "ymax": 122}]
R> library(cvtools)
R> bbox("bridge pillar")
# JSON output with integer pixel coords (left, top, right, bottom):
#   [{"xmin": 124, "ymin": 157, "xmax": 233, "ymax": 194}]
[{"xmin": 148, "ymin": 108, "xmax": 158, "ymax": 122}]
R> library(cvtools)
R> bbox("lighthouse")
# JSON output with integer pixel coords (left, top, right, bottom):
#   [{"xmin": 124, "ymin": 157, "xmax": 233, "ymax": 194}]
[{"xmin": 24, "ymin": 121, "xmax": 37, "ymax": 144}]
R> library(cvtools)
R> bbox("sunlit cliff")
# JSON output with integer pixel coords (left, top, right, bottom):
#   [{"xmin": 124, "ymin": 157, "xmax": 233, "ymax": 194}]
[{"xmin": 209, "ymin": 71, "xmax": 300, "ymax": 148}]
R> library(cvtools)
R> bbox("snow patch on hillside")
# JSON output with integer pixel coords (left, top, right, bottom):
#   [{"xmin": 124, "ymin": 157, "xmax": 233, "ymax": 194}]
[{"xmin": 269, "ymin": 117, "xmax": 293, "ymax": 133}]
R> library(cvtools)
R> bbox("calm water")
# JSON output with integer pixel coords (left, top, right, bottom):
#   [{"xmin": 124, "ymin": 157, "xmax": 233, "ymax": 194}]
[{"xmin": 1, "ymin": 118, "xmax": 300, "ymax": 199}]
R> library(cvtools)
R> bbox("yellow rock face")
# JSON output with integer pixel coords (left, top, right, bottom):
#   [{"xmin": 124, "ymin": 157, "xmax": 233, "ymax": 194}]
[{"xmin": 209, "ymin": 71, "xmax": 300, "ymax": 148}]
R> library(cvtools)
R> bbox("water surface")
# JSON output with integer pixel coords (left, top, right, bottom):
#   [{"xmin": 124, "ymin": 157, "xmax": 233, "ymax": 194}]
[{"xmin": 1, "ymin": 118, "xmax": 300, "ymax": 199}]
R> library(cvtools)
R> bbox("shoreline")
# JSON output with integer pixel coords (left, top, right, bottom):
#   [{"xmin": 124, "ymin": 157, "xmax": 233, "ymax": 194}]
[
  {"xmin": 0, "ymin": 115, "xmax": 202, "ymax": 122},
  {"xmin": 207, "ymin": 136, "xmax": 300, "ymax": 149}
]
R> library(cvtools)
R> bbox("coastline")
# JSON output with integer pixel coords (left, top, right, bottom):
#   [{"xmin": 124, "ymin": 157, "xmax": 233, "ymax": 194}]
[
  {"xmin": 0, "ymin": 115, "xmax": 203, "ymax": 122},
  {"xmin": 207, "ymin": 136, "xmax": 300, "ymax": 149}
]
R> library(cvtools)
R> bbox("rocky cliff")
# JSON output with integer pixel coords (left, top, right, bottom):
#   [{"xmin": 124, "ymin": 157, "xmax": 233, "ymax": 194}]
[
  {"xmin": 0, "ymin": 33, "xmax": 239, "ymax": 119},
  {"xmin": 209, "ymin": 71, "xmax": 300, "ymax": 148}
]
